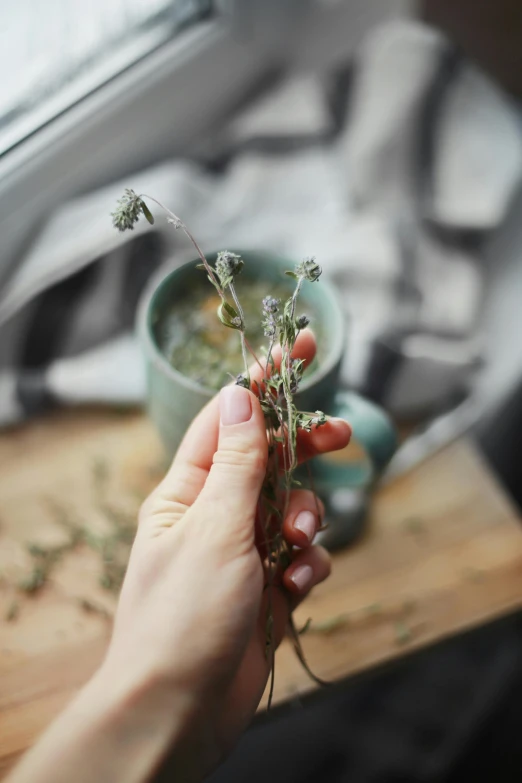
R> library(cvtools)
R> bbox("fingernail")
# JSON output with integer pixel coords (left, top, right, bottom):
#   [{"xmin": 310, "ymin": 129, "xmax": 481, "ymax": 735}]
[
  {"xmin": 290, "ymin": 564, "xmax": 314, "ymax": 592},
  {"xmin": 294, "ymin": 510, "xmax": 316, "ymax": 543},
  {"xmin": 220, "ymin": 386, "xmax": 252, "ymax": 426}
]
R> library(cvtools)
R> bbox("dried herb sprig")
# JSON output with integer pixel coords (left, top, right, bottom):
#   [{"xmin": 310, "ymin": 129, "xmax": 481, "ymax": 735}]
[{"xmin": 113, "ymin": 190, "xmax": 329, "ymax": 706}]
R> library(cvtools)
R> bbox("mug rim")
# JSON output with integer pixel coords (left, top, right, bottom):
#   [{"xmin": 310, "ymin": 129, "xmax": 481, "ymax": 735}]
[{"xmin": 137, "ymin": 250, "xmax": 346, "ymax": 397}]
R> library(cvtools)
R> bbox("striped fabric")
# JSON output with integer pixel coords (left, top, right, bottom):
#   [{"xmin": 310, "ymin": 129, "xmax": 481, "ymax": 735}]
[{"xmin": 1, "ymin": 20, "xmax": 516, "ymax": 428}]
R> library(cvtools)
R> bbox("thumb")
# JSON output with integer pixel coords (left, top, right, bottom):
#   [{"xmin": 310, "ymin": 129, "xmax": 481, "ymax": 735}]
[{"xmin": 195, "ymin": 385, "xmax": 268, "ymax": 538}]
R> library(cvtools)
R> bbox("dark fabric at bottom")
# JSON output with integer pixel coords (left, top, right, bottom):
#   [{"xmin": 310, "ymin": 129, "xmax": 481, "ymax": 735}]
[{"xmin": 201, "ymin": 615, "xmax": 522, "ymax": 783}]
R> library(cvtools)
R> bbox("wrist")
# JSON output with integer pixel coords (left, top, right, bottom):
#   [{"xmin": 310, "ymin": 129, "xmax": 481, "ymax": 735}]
[
  {"xmin": 82, "ymin": 661, "xmax": 219, "ymax": 783},
  {"xmin": 8, "ymin": 662, "xmax": 200, "ymax": 783},
  {"xmin": 83, "ymin": 663, "xmax": 193, "ymax": 777}
]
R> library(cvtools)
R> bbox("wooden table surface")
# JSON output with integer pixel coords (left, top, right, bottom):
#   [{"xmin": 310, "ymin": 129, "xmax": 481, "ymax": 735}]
[{"xmin": 1, "ymin": 409, "xmax": 522, "ymax": 776}]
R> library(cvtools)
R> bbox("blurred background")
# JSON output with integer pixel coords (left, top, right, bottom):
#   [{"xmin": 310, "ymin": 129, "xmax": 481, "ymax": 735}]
[
  {"xmin": 1, "ymin": 1, "xmax": 522, "ymax": 781},
  {"xmin": 1, "ymin": 0, "xmax": 522, "ymax": 496}
]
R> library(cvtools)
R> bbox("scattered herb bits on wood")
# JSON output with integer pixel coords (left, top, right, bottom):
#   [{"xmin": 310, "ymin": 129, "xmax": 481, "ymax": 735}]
[
  {"xmin": 5, "ymin": 600, "xmax": 19, "ymax": 622},
  {"xmin": 403, "ymin": 517, "xmax": 426, "ymax": 536},
  {"xmin": 77, "ymin": 598, "xmax": 113, "ymax": 621},
  {"xmin": 394, "ymin": 621, "xmax": 413, "ymax": 646}
]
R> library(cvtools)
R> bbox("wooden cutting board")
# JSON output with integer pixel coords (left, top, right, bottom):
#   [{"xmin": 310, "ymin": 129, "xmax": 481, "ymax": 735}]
[{"xmin": 1, "ymin": 409, "xmax": 522, "ymax": 776}]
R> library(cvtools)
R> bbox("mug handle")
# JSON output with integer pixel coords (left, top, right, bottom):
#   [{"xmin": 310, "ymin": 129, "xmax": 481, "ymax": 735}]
[{"xmin": 309, "ymin": 390, "xmax": 398, "ymax": 493}]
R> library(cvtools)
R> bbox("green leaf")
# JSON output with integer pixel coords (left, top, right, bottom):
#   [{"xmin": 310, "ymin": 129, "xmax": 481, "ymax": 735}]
[
  {"xmin": 222, "ymin": 301, "xmax": 238, "ymax": 318},
  {"xmin": 284, "ymin": 270, "xmax": 298, "ymax": 279},
  {"xmin": 217, "ymin": 301, "xmax": 241, "ymax": 330},
  {"xmin": 195, "ymin": 263, "xmax": 206, "ymax": 270},
  {"xmin": 139, "ymin": 200, "xmax": 154, "ymax": 225}
]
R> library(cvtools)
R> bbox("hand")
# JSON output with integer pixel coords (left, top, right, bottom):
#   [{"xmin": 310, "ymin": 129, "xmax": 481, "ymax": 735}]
[
  {"xmin": 8, "ymin": 331, "xmax": 351, "ymax": 783},
  {"xmin": 101, "ymin": 330, "xmax": 351, "ymax": 779}
]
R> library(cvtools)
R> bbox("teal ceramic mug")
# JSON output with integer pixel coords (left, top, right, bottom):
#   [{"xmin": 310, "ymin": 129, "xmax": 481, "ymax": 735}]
[{"xmin": 137, "ymin": 250, "xmax": 397, "ymax": 548}]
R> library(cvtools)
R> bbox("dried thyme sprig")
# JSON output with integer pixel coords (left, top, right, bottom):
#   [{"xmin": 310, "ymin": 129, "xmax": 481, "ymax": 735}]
[
  {"xmin": 113, "ymin": 189, "xmax": 253, "ymax": 384},
  {"xmin": 112, "ymin": 190, "xmax": 329, "ymax": 707}
]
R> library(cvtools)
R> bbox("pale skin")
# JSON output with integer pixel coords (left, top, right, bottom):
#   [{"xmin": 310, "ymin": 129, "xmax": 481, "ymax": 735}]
[{"xmin": 8, "ymin": 331, "xmax": 351, "ymax": 783}]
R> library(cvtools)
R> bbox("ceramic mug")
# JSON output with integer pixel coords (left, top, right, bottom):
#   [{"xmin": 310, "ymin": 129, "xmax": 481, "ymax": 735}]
[{"xmin": 137, "ymin": 250, "xmax": 397, "ymax": 548}]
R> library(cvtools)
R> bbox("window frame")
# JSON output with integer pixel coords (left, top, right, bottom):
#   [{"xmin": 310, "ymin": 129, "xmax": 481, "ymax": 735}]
[{"xmin": 0, "ymin": 0, "xmax": 411, "ymax": 281}]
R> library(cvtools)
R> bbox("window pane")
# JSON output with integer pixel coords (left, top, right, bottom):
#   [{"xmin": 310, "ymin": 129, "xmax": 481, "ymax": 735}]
[{"xmin": 0, "ymin": 0, "xmax": 211, "ymax": 156}]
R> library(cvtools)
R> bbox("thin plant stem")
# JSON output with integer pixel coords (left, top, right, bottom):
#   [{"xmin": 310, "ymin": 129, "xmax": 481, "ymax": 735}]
[
  {"xmin": 244, "ymin": 337, "xmax": 265, "ymax": 374},
  {"xmin": 228, "ymin": 282, "xmax": 250, "ymax": 383},
  {"xmin": 282, "ymin": 275, "xmax": 304, "ymax": 473},
  {"xmin": 281, "ymin": 356, "xmax": 297, "ymax": 473},
  {"xmin": 290, "ymin": 278, "xmax": 304, "ymax": 321},
  {"xmin": 265, "ymin": 337, "xmax": 275, "ymax": 376},
  {"xmin": 141, "ymin": 194, "xmax": 224, "ymax": 297}
]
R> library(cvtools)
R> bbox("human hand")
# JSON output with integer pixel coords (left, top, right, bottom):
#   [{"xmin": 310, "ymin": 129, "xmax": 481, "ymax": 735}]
[{"xmin": 100, "ymin": 330, "xmax": 351, "ymax": 780}]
